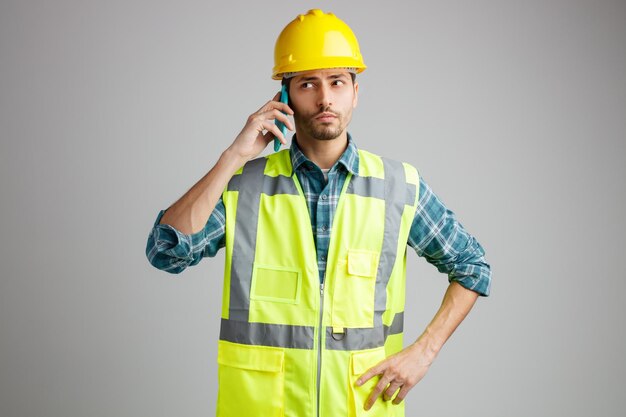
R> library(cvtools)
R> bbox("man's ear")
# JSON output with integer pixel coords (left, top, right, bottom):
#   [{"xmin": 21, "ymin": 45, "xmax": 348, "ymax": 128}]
[{"xmin": 353, "ymin": 81, "xmax": 359, "ymax": 108}]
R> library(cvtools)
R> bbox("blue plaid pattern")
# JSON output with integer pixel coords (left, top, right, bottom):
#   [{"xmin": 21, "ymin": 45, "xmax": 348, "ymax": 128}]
[{"xmin": 146, "ymin": 135, "xmax": 491, "ymax": 295}]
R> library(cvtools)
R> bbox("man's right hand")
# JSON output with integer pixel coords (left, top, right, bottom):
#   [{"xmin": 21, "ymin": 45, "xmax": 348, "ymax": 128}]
[
  {"xmin": 158, "ymin": 93, "xmax": 294, "ymax": 235},
  {"xmin": 227, "ymin": 91, "xmax": 294, "ymax": 162}
]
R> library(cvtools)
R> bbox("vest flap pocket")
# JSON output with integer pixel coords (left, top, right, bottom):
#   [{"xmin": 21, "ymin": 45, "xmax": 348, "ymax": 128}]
[
  {"xmin": 218, "ymin": 341, "xmax": 284, "ymax": 373},
  {"xmin": 217, "ymin": 341, "xmax": 285, "ymax": 416},
  {"xmin": 351, "ymin": 348, "xmax": 386, "ymax": 375},
  {"xmin": 331, "ymin": 250, "xmax": 379, "ymax": 328},
  {"xmin": 347, "ymin": 249, "xmax": 378, "ymax": 278},
  {"xmin": 348, "ymin": 348, "xmax": 391, "ymax": 416}
]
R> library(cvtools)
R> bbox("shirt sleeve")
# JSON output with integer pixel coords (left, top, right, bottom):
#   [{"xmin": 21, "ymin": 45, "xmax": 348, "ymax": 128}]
[
  {"xmin": 408, "ymin": 176, "xmax": 492, "ymax": 296},
  {"xmin": 145, "ymin": 198, "xmax": 226, "ymax": 274}
]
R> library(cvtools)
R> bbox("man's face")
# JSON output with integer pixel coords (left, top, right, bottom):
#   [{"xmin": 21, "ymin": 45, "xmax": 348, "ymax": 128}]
[{"xmin": 288, "ymin": 69, "xmax": 359, "ymax": 141}]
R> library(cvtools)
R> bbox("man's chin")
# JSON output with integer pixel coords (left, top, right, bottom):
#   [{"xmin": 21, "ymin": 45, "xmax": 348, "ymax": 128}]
[
  {"xmin": 311, "ymin": 131, "xmax": 342, "ymax": 141},
  {"xmin": 308, "ymin": 125, "xmax": 345, "ymax": 141}
]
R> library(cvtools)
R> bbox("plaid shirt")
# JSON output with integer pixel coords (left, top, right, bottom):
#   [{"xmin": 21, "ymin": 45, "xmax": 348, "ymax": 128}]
[{"xmin": 146, "ymin": 135, "xmax": 491, "ymax": 295}]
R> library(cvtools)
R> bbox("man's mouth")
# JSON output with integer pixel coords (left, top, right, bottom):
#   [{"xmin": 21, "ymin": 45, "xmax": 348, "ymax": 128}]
[{"xmin": 315, "ymin": 112, "xmax": 338, "ymax": 122}]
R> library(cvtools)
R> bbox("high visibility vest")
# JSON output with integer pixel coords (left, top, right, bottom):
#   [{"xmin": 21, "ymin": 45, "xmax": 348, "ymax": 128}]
[{"xmin": 218, "ymin": 148, "xmax": 419, "ymax": 417}]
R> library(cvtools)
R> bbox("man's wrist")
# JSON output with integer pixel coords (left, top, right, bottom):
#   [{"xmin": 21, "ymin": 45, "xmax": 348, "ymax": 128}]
[
  {"xmin": 220, "ymin": 147, "xmax": 248, "ymax": 175},
  {"xmin": 410, "ymin": 330, "xmax": 443, "ymax": 365}
]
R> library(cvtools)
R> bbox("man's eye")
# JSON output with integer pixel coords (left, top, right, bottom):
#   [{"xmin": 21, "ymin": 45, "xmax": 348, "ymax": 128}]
[
  {"xmin": 333, "ymin": 80, "xmax": 345, "ymax": 86},
  {"xmin": 301, "ymin": 82, "xmax": 314, "ymax": 89}
]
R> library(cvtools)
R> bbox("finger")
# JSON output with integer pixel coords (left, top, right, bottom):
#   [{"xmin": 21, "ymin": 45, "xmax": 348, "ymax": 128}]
[
  {"xmin": 262, "ymin": 130, "xmax": 277, "ymax": 146},
  {"xmin": 261, "ymin": 129, "xmax": 287, "ymax": 146},
  {"xmin": 262, "ymin": 108, "xmax": 294, "ymax": 130},
  {"xmin": 254, "ymin": 93, "xmax": 282, "ymax": 114},
  {"xmin": 260, "ymin": 120, "xmax": 284, "ymax": 143},
  {"xmin": 356, "ymin": 363, "xmax": 383, "ymax": 387},
  {"xmin": 249, "ymin": 108, "xmax": 292, "ymax": 130},
  {"xmin": 383, "ymin": 382, "xmax": 402, "ymax": 402},
  {"xmin": 364, "ymin": 376, "xmax": 390, "ymax": 410},
  {"xmin": 257, "ymin": 97, "xmax": 293, "ymax": 115},
  {"xmin": 272, "ymin": 101, "xmax": 294, "ymax": 115},
  {"xmin": 261, "ymin": 120, "xmax": 287, "ymax": 144},
  {"xmin": 392, "ymin": 385, "xmax": 411, "ymax": 405},
  {"xmin": 356, "ymin": 372, "xmax": 373, "ymax": 387},
  {"xmin": 248, "ymin": 110, "xmax": 290, "ymax": 135}
]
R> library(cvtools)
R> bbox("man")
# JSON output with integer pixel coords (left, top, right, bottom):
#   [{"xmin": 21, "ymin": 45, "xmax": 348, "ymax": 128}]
[{"xmin": 146, "ymin": 9, "xmax": 491, "ymax": 417}]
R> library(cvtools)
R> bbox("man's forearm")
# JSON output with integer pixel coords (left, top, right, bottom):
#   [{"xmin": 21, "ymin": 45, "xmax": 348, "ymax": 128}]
[
  {"xmin": 410, "ymin": 281, "xmax": 479, "ymax": 363},
  {"xmin": 159, "ymin": 148, "xmax": 246, "ymax": 235}
]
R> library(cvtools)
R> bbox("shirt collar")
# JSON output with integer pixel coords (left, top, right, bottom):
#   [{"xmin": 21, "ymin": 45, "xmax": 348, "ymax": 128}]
[{"xmin": 289, "ymin": 133, "xmax": 360, "ymax": 177}]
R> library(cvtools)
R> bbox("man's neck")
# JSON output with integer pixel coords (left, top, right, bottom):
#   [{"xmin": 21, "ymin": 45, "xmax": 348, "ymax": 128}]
[{"xmin": 294, "ymin": 132, "xmax": 348, "ymax": 170}]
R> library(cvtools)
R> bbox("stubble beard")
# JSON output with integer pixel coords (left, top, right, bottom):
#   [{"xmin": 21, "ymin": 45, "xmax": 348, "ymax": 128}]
[{"xmin": 296, "ymin": 108, "xmax": 346, "ymax": 141}]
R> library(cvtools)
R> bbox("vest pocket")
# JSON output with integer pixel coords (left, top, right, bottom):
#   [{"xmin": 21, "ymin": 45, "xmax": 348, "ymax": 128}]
[
  {"xmin": 251, "ymin": 264, "xmax": 302, "ymax": 304},
  {"xmin": 348, "ymin": 347, "xmax": 391, "ymax": 417},
  {"xmin": 332, "ymin": 249, "xmax": 379, "ymax": 328},
  {"xmin": 217, "ymin": 341, "xmax": 285, "ymax": 417}
]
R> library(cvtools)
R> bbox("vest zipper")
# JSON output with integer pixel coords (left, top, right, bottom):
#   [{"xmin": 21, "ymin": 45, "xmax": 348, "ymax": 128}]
[{"xmin": 316, "ymin": 282, "xmax": 324, "ymax": 417}]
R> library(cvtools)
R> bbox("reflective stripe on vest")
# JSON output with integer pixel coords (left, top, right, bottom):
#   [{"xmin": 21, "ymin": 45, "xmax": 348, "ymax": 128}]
[
  {"xmin": 359, "ymin": 158, "xmax": 415, "ymax": 329},
  {"xmin": 227, "ymin": 157, "xmax": 266, "ymax": 321},
  {"xmin": 218, "ymin": 311, "xmax": 404, "ymax": 351}
]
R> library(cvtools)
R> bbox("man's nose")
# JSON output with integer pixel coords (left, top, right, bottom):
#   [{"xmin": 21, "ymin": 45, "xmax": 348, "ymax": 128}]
[{"xmin": 317, "ymin": 84, "xmax": 333, "ymax": 108}]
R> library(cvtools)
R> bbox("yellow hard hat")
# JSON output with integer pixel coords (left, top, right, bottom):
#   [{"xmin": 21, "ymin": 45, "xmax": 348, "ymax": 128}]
[{"xmin": 272, "ymin": 9, "xmax": 367, "ymax": 80}]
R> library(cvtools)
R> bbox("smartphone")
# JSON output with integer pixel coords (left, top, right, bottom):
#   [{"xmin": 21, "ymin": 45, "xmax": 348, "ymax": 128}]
[{"xmin": 273, "ymin": 83, "xmax": 289, "ymax": 152}]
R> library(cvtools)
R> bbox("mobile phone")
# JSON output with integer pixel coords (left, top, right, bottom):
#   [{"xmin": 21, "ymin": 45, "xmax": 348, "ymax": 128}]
[{"xmin": 273, "ymin": 84, "xmax": 289, "ymax": 152}]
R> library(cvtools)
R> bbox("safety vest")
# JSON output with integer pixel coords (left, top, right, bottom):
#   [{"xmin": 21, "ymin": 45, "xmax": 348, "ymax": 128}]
[{"xmin": 218, "ymin": 148, "xmax": 419, "ymax": 417}]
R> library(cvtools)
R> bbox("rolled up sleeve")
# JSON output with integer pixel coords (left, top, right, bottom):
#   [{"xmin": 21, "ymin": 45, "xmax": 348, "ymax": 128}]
[
  {"xmin": 408, "ymin": 176, "xmax": 492, "ymax": 296},
  {"xmin": 145, "ymin": 198, "xmax": 226, "ymax": 274}
]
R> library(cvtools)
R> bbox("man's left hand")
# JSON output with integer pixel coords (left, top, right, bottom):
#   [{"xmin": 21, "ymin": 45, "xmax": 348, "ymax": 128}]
[{"xmin": 355, "ymin": 342, "xmax": 433, "ymax": 410}]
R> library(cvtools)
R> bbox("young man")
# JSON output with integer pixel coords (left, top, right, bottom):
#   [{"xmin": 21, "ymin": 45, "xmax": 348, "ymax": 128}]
[{"xmin": 146, "ymin": 9, "xmax": 491, "ymax": 417}]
